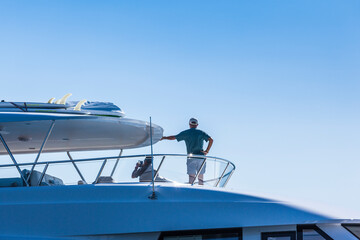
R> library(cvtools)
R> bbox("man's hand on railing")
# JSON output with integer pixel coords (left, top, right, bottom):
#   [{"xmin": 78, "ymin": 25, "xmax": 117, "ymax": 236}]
[{"xmin": 201, "ymin": 150, "xmax": 208, "ymax": 155}]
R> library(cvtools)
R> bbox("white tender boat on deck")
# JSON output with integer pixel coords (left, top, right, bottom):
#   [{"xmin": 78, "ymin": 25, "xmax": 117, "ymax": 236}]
[{"xmin": 0, "ymin": 98, "xmax": 359, "ymax": 240}]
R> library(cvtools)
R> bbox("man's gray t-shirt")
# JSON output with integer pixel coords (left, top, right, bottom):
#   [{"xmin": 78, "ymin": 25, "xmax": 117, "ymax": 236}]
[{"xmin": 175, "ymin": 128, "xmax": 210, "ymax": 155}]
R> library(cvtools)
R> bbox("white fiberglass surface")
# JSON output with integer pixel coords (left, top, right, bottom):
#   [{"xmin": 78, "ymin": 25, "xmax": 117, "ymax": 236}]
[{"xmin": 0, "ymin": 116, "xmax": 163, "ymax": 154}]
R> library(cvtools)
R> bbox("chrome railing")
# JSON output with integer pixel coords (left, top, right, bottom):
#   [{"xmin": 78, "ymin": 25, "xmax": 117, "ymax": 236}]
[{"xmin": 0, "ymin": 153, "xmax": 235, "ymax": 188}]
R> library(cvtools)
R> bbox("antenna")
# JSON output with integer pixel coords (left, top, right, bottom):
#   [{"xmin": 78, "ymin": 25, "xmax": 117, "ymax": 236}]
[{"xmin": 149, "ymin": 116, "xmax": 157, "ymax": 200}]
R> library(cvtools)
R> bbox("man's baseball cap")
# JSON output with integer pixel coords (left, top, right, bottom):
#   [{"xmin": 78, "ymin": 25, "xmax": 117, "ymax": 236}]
[{"xmin": 189, "ymin": 118, "xmax": 198, "ymax": 125}]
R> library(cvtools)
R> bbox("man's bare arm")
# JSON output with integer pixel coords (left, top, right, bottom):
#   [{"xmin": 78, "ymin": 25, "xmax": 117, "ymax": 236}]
[
  {"xmin": 202, "ymin": 137, "xmax": 213, "ymax": 155},
  {"xmin": 161, "ymin": 136, "xmax": 176, "ymax": 140}
]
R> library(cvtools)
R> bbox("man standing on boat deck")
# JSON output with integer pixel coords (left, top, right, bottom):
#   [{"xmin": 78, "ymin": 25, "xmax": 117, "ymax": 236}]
[{"xmin": 161, "ymin": 118, "xmax": 213, "ymax": 185}]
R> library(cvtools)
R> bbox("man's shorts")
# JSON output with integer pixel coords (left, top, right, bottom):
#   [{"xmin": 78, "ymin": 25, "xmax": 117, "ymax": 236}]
[{"xmin": 187, "ymin": 157, "xmax": 206, "ymax": 175}]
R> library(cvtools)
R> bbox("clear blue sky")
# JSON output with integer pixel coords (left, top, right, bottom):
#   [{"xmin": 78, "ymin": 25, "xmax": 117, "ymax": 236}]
[{"xmin": 0, "ymin": 1, "xmax": 359, "ymax": 218}]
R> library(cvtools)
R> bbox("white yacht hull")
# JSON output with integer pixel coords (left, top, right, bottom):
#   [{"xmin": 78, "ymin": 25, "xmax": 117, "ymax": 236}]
[{"xmin": 0, "ymin": 184, "xmax": 331, "ymax": 239}]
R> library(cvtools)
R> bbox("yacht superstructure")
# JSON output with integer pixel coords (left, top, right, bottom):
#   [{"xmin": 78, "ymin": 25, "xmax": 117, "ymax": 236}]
[{"xmin": 0, "ymin": 98, "xmax": 359, "ymax": 240}]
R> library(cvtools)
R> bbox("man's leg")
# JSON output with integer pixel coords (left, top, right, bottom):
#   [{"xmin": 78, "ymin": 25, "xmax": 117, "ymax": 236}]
[
  {"xmin": 187, "ymin": 158, "xmax": 196, "ymax": 184},
  {"xmin": 196, "ymin": 158, "xmax": 206, "ymax": 185},
  {"xmin": 198, "ymin": 174, "xmax": 204, "ymax": 185},
  {"xmin": 189, "ymin": 174, "xmax": 196, "ymax": 184}
]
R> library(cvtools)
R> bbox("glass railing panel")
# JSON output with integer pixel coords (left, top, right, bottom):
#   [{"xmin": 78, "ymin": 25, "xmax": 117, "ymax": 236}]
[
  {"xmin": 188, "ymin": 157, "xmax": 227, "ymax": 186},
  {"xmin": 0, "ymin": 166, "xmax": 21, "ymax": 178},
  {"xmin": 152, "ymin": 155, "xmax": 188, "ymax": 184},
  {"xmin": 0, "ymin": 153, "xmax": 235, "ymax": 188},
  {"xmin": 111, "ymin": 157, "xmax": 153, "ymax": 183},
  {"xmin": 44, "ymin": 162, "xmax": 84, "ymax": 185},
  {"xmin": 0, "ymin": 166, "xmax": 25, "ymax": 187},
  {"xmin": 73, "ymin": 160, "xmax": 107, "ymax": 184},
  {"xmin": 217, "ymin": 165, "xmax": 234, "ymax": 187}
]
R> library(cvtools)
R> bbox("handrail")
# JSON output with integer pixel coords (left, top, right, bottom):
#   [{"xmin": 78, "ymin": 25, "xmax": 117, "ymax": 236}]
[
  {"xmin": 0, "ymin": 154, "xmax": 235, "ymax": 170},
  {"xmin": 0, "ymin": 153, "xmax": 236, "ymax": 188}
]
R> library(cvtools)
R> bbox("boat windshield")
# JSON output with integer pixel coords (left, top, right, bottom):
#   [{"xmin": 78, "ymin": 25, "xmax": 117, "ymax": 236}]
[{"xmin": 343, "ymin": 224, "xmax": 360, "ymax": 239}]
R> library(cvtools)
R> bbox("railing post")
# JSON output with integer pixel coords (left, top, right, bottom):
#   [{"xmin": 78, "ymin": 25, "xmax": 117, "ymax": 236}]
[
  {"xmin": 215, "ymin": 162, "xmax": 229, "ymax": 187},
  {"xmin": 37, "ymin": 163, "xmax": 49, "ymax": 186},
  {"xmin": 0, "ymin": 134, "xmax": 29, "ymax": 186},
  {"xmin": 28, "ymin": 120, "xmax": 55, "ymax": 182},
  {"xmin": 223, "ymin": 169, "xmax": 235, "ymax": 187},
  {"xmin": 153, "ymin": 156, "xmax": 166, "ymax": 181},
  {"xmin": 110, "ymin": 149, "xmax": 123, "ymax": 178},
  {"xmin": 94, "ymin": 159, "xmax": 107, "ymax": 184},
  {"xmin": 191, "ymin": 156, "xmax": 207, "ymax": 186},
  {"xmin": 67, "ymin": 151, "xmax": 87, "ymax": 184}
]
